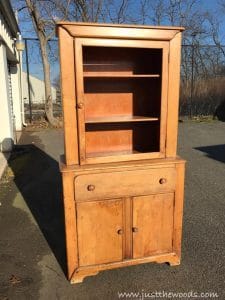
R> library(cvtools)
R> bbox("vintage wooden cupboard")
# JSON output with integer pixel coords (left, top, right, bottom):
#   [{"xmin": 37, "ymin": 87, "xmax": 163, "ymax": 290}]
[{"xmin": 57, "ymin": 22, "xmax": 185, "ymax": 284}]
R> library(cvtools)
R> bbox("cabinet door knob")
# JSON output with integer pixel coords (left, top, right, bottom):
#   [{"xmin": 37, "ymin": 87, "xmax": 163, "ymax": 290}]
[
  {"xmin": 132, "ymin": 227, "xmax": 138, "ymax": 233},
  {"xmin": 117, "ymin": 229, "xmax": 123, "ymax": 235},
  {"xmin": 87, "ymin": 184, "xmax": 95, "ymax": 191},
  {"xmin": 77, "ymin": 102, "xmax": 84, "ymax": 109},
  {"xmin": 159, "ymin": 178, "xmax": 167, "ymax": 184}
]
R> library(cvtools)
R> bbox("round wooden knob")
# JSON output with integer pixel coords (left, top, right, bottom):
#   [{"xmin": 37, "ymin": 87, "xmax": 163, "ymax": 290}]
[
  {"xmin": 87, "ymin": 184, "xmax": 95, "ymax": 191},
  {"xmin": 132, "ymin": 227, "xmax": 138, "ymax": 233},
  {"xmin": 117, "ymin": 229, "xmax": 123, "ymax": 235},
  {"xmin": 159, "ymin": 178, "xmax": 167, "ymax": 184},
  {"xmin": 77, "ymin": 102, "xmax": 84, "ymax": 109}
]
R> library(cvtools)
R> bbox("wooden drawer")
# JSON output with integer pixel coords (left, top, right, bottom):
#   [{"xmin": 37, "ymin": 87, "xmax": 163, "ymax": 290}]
[{"xmin": 74, "ymin": 167, "xmax": 176, "ymax": 201}]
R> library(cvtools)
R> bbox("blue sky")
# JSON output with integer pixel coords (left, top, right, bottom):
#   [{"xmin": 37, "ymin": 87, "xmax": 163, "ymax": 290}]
[{"xmin": 15, "ymin": 0, "xmax": 225, "ymax": 82}]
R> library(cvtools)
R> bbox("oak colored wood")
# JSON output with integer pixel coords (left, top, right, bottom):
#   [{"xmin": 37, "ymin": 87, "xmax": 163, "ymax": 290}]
[
  {"xmin": 60, "ymin": 155, "xmax": 184, "ymax": 172},
  {"xmin": 56, "ymin": 21, "xmax": 184, "ymax": 30},
  {"xmin": 61, "ymin": 155, "xmax": 182, "ymax": 168},
  {"xmin": 74, "ymin": 39, "xmax": 86, "ymax": 164},
  {"xmin": 159, "ymin": 45, "xmax": 169, "ymax": 156},
  {"xmin": 173, "ymin": 163, "xmax": 185, "ymax": 258},
  {"xmin": 84, "ymin": 86, "xmax": 160, "ymax": 117},
  {"xmin": 60, "ymin": 159, "xmax": 185, "ymax": 283},
  {"xmin": 84, "ymin": 74, "xmax": 160, "ymax": 78},
  {"xmin": 123, "ymin": 197, "xmax": 133, "ymax": 259},
  {"xmin": 70, "ymin": 252, "xmax": 181, "ymax": 284},
  {"xmin": 85, "ymin": 151, "xmax": 164, "ymax": 164},
  {"xmin": 76, "ymin": 39, "xmax": 167, "ymax": 164},
  {"xmin": 74, "ymin": 167, "xmax": 176, "ymax": 202},
  {"xmin": 61, "ymin": 171, "xmax": 78, "ymax": 279},
  {"xmin": 57, "ymin": 22, "xmax": 185, "ymax": 284},
  {"xmin": 85, "ymin": 116, "xmax": 159, "ymax": 124},
  {"xmin": 79, "ymin": 37, "xmax": 169, "ymax": 50},
  {"xmin": 132, "ymin": 193, "xmax": 174, "ymax": 258},
  {"xmin": 57, "ymin": 22, "xmax": 184, "ymax": 41},
  {"xmin": 76, "ymin": 199, "xmax": 123, "ymax": 266},
  {"xmin": 166, "ymin": 32, "xmax": 182, "ymax": 157},
  {"xmin": 58, "ymin": 27, "xmax": 78, "ymax": 165}
]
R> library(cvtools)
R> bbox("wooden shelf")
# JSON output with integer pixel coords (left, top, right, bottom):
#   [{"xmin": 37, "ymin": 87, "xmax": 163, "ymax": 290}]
[
  {"xmin": 85, "ymin": 116, "xmax": 159, "ymax": 124},
  {"xmin": 87, "ymin": 149, "xmax": 141, "ymax": 158},
  {"xmin": 84, "ymin": 73, "xmax": 160, "ymax": 78}
]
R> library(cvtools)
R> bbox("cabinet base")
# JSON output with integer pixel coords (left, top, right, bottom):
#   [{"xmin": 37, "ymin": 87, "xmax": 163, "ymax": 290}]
[{"xmin": 70, "ymin": 252, "xmax": 180, "ymax": 284}]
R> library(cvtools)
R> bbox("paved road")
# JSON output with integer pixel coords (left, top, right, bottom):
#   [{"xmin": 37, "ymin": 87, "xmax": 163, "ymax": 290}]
[{"xmin": 0, "ymin": 121, "xmax": 225, "ymax": 299}]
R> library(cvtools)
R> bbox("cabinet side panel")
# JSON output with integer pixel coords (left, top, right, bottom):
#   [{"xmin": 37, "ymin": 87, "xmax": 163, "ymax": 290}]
[
  {"xmin": 61, "ymin": 171, "xmax": 78, "ymax": 279},
  {"xmin": 166, "ymin": 32, "xmax": 182, "ymax": 157},
  {"xmin": 173, "ymin": 162, "xmax": 185, "ymax": 258},
  {"xmin": 58, "ymin": 27, "xmax": 78, "ymax": 164}
]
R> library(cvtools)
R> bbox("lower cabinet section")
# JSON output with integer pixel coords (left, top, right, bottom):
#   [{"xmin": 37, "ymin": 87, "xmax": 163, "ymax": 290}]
[
  {"xmin": 76, "ymin": 193, "xmax": 174, "ymax": 266},
  {"xmin": 76, "ymin": 199, "xmax": 123, "ymax": 266},
  {"xmin": 60, "ymin": 160, "xmax": 185, "ymax": 283}
]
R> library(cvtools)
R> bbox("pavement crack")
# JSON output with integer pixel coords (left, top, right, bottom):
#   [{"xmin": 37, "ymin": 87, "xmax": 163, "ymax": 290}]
[{"xmin": 44, "ymin": 265, "xmax": 63, "ymax": 278}]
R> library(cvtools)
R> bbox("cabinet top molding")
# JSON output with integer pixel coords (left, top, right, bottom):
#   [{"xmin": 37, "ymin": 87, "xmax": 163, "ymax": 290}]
[{"xmin": 56, "ymin": 22, "xmax": 184, "ymax": 41}]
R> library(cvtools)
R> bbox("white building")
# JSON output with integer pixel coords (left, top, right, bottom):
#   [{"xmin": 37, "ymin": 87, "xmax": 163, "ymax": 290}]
[
  {"xmin": 22, "ymin": 72, "xmax": 57, "ymax": 104},
  {"xmin": 0, "ymin": 1, "xmax": 23, "ymax": 153}
]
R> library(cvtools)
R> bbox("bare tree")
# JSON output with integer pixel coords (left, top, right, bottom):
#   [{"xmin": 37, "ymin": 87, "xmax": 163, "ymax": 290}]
[
  {"xmin": 24, "ymin": 0, "xmax": 61, "ymax": 126},
  {"xmin": 15, "ymin": 0, "xmax": 224, "ymax": 121},
  {"xmin": 205, "ymin": 5, "xmax": 225, "ymax": 58},
  {"xmin": 14, "ymin": 0, "xmax": 133, "ymax": 126}
]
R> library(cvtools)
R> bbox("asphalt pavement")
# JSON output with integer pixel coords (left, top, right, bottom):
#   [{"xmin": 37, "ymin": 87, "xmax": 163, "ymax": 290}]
[{"xmin": 0, "ymin": 120, "xmax": 225, "ymax": 299}]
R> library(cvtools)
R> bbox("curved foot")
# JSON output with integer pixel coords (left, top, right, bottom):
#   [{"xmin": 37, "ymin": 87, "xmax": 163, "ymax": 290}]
[
  {"xmin": 168, "ymin": 255, "xmax": 180, "ymax": 266},
  {"xmin": 168, "ymin": 260, "xmax": 180, "ymax": 266},
  {"xmin": 70, "ymin": 270, "xmax": 99, "ymax": 284},
  {"xmin": 156, "ymin": 254, "xmax": 180, "ymax": 266}
]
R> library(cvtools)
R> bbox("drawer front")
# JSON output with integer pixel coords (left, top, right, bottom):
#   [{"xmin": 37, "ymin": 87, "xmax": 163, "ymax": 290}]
[{"xmin": 74, "ymin": 167, "xmax": 176, "ymax": 201}]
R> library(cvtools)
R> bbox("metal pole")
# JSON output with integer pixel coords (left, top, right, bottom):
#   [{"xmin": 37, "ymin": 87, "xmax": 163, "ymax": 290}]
[
  {"xmin": 189, "ymin": 42, "xmax": 196, "ymax": 119},
  {"xmin": 190, "ymin": 43, "xmax": 195, "ymax": 119},
  {"xmin": 25, "ymin": 39, "xmax": 32, "ymax": 123}
]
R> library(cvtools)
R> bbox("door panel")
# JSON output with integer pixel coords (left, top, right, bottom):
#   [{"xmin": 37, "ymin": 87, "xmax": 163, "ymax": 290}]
[
  {"xmin": 132, "ymin": 193, "xmax": 174, "ymax": 258},
  {"xmin": 76, "ymin": 199, "xmax": 123, "ymax": 266}
]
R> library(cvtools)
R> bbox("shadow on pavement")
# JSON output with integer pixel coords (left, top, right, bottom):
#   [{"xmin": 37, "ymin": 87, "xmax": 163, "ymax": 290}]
[
  {"xmin": 195, "ymin": 144, "xmax": 225, "ymax": 163},
  {"xmin": 6, "ymin": 143, "xmax": 67, "ymax": 276}
]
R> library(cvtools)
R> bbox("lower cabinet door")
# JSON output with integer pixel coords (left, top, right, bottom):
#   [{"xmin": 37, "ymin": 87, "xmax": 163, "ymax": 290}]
[
  {"xmin": 132, "ymin": 193, "xmax": 174, "ymax": 259},
  {"xmin": 76, "ymin": 199, "xmax": 123, "ymax": 266}
]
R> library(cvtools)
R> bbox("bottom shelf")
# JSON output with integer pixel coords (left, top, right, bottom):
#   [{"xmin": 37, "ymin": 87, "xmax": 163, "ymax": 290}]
[{"xmin": 87, "ymin": 150, "xmax": 140, "ymax": 158}]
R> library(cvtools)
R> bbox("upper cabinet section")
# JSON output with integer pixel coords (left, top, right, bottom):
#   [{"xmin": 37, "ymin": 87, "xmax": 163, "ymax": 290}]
[{"xmin": 57, "ymin": 22, "xmax": 183, "ymax": 166}]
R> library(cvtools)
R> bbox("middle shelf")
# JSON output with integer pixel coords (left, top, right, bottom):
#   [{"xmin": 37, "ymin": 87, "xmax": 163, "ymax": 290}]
[
  {"xmin": 85, "ymin": 115, "xmax": 159, "ymax": 124},
  {"xmin": 83, "ymin": 73, "xmax": 160, "ymax": 78}
]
